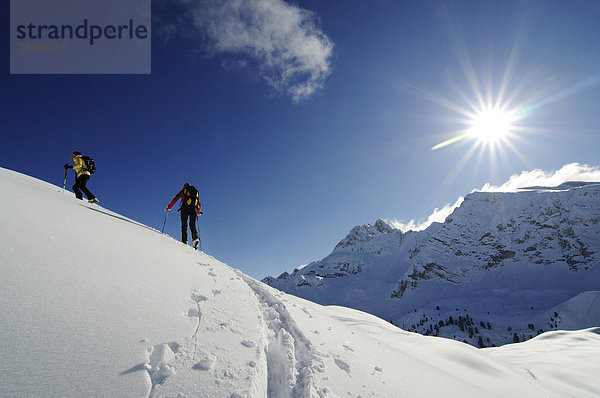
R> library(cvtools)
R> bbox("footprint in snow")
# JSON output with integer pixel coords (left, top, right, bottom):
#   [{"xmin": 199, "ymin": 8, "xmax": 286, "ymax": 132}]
[
  {"xmin": 189, "ymin": 291, "xmax": 206, "ymax": 338},
  {"xmin": 146, "ymin": 343, "xmax": 176, "ymax": 386},
  {"xmin": 167, "ymin": 342, "xmax": 180, "ymax": 353},
  {"xmin": 334, "ymin": 358, "xmax": 351, "ymax": 375},
  {"xmin": 302, "ymin": 307, "xmax": 314, "ymax": 318},
  {"xmin": 187, "ymin": 308, "xmax": 200, "ymax": 318},
  {"xmin": 191, "ymin": 292, "xmax": 208, "ymax": 302},
  {"xmin": 221, "ymin": 369, "xmax": 235, "ymax": 379},
  {"xmin": 342, "ymin": 344, "xmax": 354, "ymax": 352},
  {"xmin": 241, "ymin": 340, "xmax": 256, "ymax": 348},
  {"xmin": 192, "ymin": 354, "xmax": 216, "ymax": 371}
]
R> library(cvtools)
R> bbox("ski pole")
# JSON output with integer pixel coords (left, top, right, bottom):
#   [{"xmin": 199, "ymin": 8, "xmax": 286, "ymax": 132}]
[
  {"xmin": 161, "ymin": 210, "xmax": 169, "ymax": 234},
  {"xmin": 62, "ymin": 168, "xmax": 67, "ymax": 193},
  {"xmin": 196, "ymin": 214, "xmax": 203, "ymax": 251}
]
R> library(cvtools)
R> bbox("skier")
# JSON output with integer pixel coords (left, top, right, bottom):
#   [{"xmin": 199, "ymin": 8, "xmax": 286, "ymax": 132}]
[
  {"xmin": 165, "ymin": 183, "xmax": 202, "ymax": 248},
  {"xmin": 64, "ymin": 151, "xmax": 98, "ymax": 204}
]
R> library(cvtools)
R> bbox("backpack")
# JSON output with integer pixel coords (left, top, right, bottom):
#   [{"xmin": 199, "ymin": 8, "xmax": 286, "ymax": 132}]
[
  {"xmin": 182, "ymin": 185, "xmax": 199, "ymax": 209},
  {"xmin": 81, "ymin": 156, "xmax": 96, "ymax": 174}
]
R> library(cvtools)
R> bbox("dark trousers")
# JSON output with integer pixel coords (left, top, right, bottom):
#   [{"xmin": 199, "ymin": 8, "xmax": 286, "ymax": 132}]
[
  {"xmin": 73, "ymin": 175, "xmax": 96, "ymax": 200},
  {"xmin": 180, "ymin": 207, "xmax": 198, "ymax": 243}
]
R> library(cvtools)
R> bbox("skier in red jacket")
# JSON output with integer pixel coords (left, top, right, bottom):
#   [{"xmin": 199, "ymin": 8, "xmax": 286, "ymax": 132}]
[{"xmin": 166, "ymin": 183, "xmax": 202, "ymax": 248}]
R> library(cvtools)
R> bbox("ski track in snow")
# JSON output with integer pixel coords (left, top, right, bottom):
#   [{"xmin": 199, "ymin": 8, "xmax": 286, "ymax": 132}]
[
  {"xmin": 145, "ymin": 259, "xmax": 326, "ymax": 398},
  {"xmin": 137, "ymin": 252, "xmax": 274, "ymax": 398},
  {"xmin": 238, "ymin": 271, "xmax": 328, "ymax": 398},
  {"xmin": 148, "ymin": 264, "xmax": 327, "ymax": 398}
]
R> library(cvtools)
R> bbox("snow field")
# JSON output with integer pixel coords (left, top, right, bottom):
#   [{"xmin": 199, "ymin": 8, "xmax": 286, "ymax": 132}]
[{"xmin": 1, "ymin": 167, "xmax": 600, "ymax": 398}]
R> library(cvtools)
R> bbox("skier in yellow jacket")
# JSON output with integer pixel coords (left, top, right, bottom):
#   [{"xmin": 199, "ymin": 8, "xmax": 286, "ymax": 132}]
[{"xmin": 64, "ymin": 151, "xmax": 98, "ymax": 203}]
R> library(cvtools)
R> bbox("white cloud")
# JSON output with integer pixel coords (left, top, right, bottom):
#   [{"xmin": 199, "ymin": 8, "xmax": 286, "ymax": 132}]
[
  {"xmin": 387, "ymin": 196, "xmax": 465, "ymax": 233},
  {"xmin": 389, "ymin": 163, "xmax": 600, "ymax": 233},
  {"xmin": 186, "ymin": 0, "xmax": 334, "ymax": 102},
  {"xmin": 478, "ymin": 163, "xmax": 600, "ymax": 192}
]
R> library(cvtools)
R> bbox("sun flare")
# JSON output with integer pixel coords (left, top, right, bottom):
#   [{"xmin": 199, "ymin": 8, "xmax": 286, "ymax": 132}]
[{"xmin": 469, "ymin": 107, "xmax": 515, "ymax": 144}]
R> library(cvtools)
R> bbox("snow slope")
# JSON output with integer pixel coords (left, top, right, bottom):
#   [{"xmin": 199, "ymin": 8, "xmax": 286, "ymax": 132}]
[
  {"xmin": 264, "ymin": 184, "xmax": 600, "ymax": 347},
  {"xmin": 1, "ymin": 166, "xmax": 600, "ymax": 397}
]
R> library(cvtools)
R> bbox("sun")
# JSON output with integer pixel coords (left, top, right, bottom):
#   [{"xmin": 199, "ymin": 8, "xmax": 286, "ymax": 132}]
[
  {"xmin": 431, "ymin": 105, "xmax": 520, "ymax": 151},
  {"xmin": 468, "ymin": 107, "xmax": 515, "ymax": 144}
]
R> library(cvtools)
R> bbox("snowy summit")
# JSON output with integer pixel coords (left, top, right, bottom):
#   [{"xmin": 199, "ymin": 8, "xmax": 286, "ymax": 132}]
[
  {"xmin": 265, "ymin": 182, "xmax": 600, "ymax": 348},
  {"xmin": 1, "ymin": 167, "xmax": 600, "ymax": 397}
]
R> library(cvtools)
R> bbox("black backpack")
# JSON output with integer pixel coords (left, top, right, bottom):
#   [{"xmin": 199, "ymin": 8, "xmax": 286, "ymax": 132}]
[
  {"xmin": 81, "ymin": 156, "xmax": 96, "ymax": 174},
  {"xmin": 182, "ymin": 185, "xmax": 199, "ymax": 209}
]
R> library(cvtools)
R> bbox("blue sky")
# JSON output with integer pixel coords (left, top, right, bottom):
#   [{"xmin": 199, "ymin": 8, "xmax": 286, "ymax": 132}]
[{"xmin": 2, "ymin": 0, "xmax": 600, "ymax": 279}]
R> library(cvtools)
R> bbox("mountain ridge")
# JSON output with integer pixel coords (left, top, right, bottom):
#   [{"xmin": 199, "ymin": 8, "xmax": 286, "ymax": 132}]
[{"xmin": 264, "ymin": 182, "xmax": 600, "ymax": 347}]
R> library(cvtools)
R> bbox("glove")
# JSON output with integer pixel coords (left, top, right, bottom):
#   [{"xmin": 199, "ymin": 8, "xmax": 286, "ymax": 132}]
[
  {"xmin": 165, "ymin": 207, "xmax": 171, "ymax": 212},
  {"xmin": 64, "ymin": 163, "xmax": 70, "ymax": 169},
  {"xmin": 199, "ymin": 211, "xmax": 203, "ymax": 215}
]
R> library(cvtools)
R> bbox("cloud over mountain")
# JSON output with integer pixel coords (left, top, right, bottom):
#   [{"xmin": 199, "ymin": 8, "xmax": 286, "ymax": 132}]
[
  {"xmin": 480, "ymin": 163, "xmax": 600, "ymax": 192},
  {"xmin": 394, "ymin": 163, "xmax": 600, "ymax": 232}
]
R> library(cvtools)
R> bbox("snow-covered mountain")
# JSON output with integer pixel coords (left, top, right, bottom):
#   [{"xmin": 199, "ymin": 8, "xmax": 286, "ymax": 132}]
[
  {"xmin": 2, "ymin": 166, "xmax": 600, "ymax": 397},
  {"xmin": 264, "ymin": 182, "xmax": 600, "ymax": 347}
]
